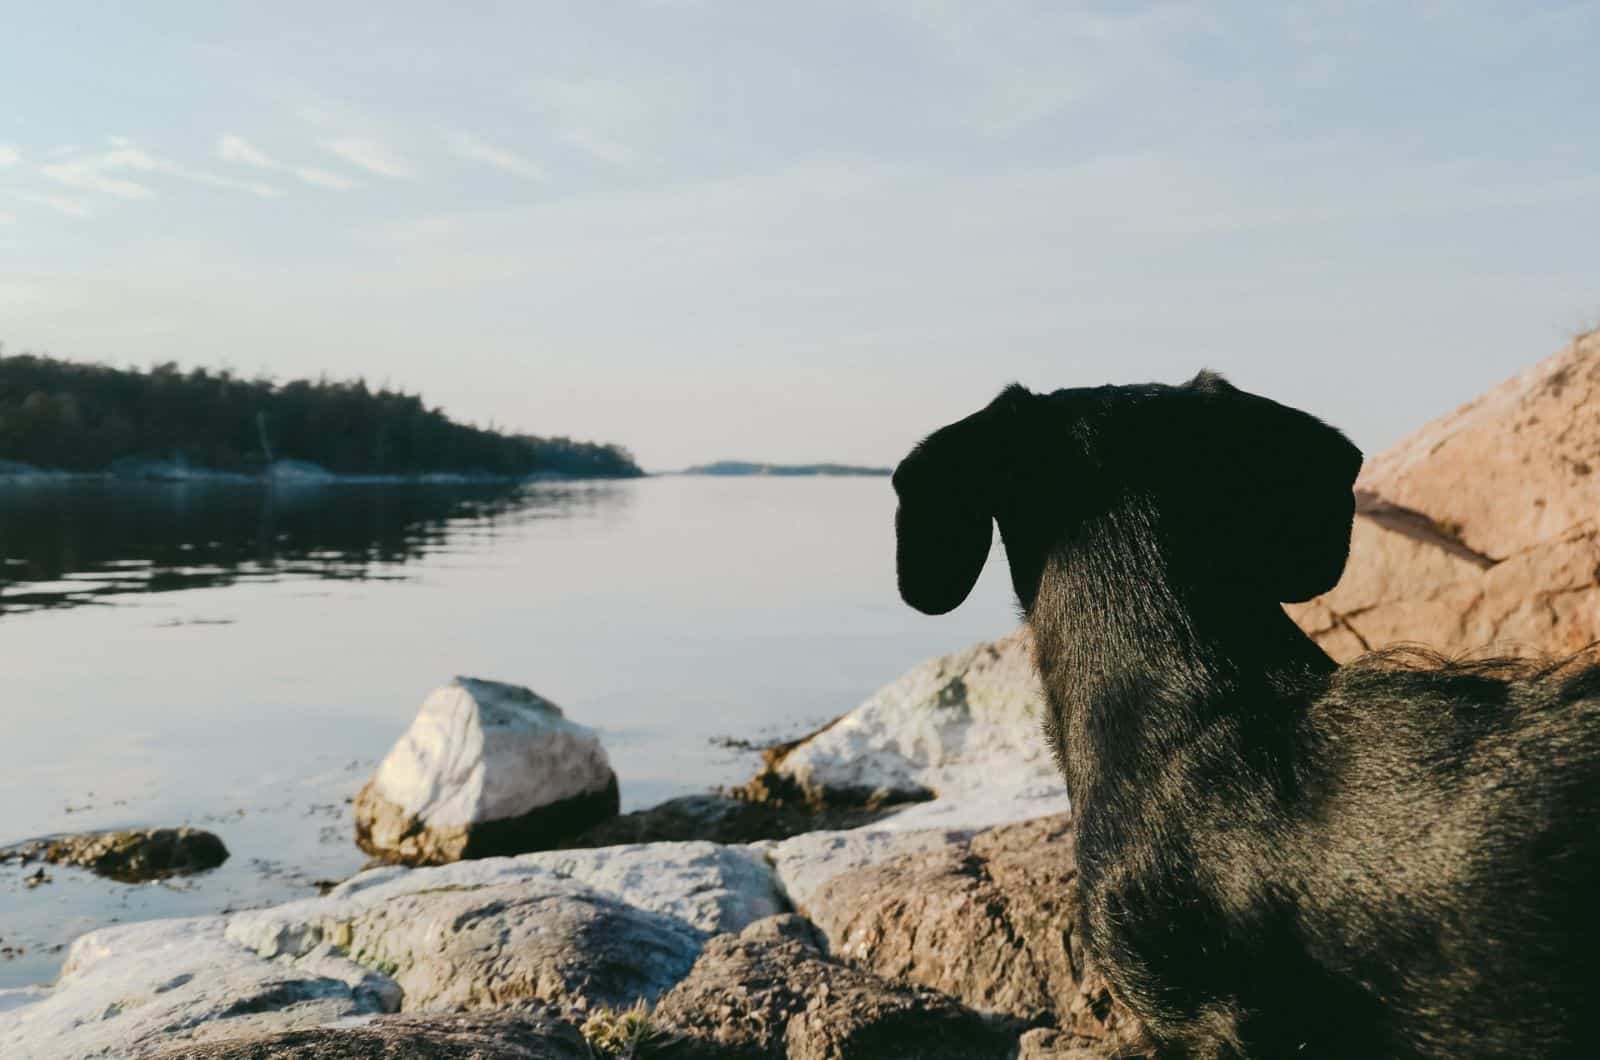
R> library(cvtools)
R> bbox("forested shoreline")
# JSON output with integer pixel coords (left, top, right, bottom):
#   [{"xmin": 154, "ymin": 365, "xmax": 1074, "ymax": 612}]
[{"xmin": 0, "ymin": 354, "xmax": 641, "ymax": 479}]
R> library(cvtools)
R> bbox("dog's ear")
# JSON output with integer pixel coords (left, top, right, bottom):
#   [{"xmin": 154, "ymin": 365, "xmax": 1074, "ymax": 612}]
[
  {"xmin": 1187, "ymin": 371, "xmax": 1363, "ymax": 602},
  {"xmin": 892, "ymin": 387, "xmax": 1023, "ymax": 615}
]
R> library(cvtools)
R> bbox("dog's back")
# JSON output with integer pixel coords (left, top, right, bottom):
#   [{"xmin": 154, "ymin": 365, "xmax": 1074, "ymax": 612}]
[
  {"xmin": 1281, "ymin": 657, "xmax": 1600, "ymax": 1058},
  {"xmin": 1074, "ymin": 657, "xmax": 1600, "ymax": 1059}
]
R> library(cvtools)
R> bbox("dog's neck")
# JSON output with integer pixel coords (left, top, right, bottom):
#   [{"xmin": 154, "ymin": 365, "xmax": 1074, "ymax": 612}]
[{"xmin": 1023, "ymin": 495, "xmax": 1336, "ymax": 816}]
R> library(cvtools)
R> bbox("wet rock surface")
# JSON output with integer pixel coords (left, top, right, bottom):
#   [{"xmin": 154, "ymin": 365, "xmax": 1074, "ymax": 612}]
[
  {"xmin": 1291, "ymin": 330, "xmax": 1600, "ymax": 660},
  {"xmin": 0, "ymin": 827, "xmax": 228, "ymax": 882}
]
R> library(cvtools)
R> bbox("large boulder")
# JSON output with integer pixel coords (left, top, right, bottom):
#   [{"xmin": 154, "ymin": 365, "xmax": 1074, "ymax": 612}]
[
  {"xmin": 651, "ymin": 914, "xmax": 1024, "ymax": 1059},
  {"xmin": 746, "ymin": 630, "xmax": 1070, "ymax": 833},
  {"xmin": 1290, "ymin": 331, "xmax": 1600, "ymax": 660},
  {"xmin": 801, "ymin": 814, "xmax": 1139, "ymax": 1052},
  {"xmin": 354, "ymin": 677, "xmax": 620, "ymax": 864}
]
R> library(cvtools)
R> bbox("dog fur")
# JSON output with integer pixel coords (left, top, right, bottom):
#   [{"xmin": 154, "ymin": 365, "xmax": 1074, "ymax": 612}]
[{"xmin": 893, "ymin": 372, "xmax": 1600, "ymax": 1058}]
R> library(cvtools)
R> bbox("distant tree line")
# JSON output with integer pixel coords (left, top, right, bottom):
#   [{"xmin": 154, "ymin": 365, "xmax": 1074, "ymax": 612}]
[{"xmin": 0, "ymin": 354, "xmax": 642, "ymax": 478}]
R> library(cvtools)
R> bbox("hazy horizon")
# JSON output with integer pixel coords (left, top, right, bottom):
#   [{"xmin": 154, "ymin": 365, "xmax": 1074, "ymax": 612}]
[{"xmin": 4, "ymin": 3, "xmax": 1598, "ymax": 470}]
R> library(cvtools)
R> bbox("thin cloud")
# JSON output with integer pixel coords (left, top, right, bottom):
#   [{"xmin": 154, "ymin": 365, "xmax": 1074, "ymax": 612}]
[
  {"xmin": 218, "ymin": 134, "xmax": 275, "ymax": 168},
  {"xmin": 0, "ymin": 145, "xmax": 18, "ymax": 167},
  {"xmin": 188, "ymin": 170, "xmax": 279, "ymax": 198},
  {"xmin": 22, "ymin": 192, "xmax": 93, "ymax": 218},
  {"xmin": 0, "ymin": 211, "xmax": 14, "ymax": 224},
  {"xmin": 561, "ymin": 127, "xmax": 634, "ymax": 165},
  {"xmin": 42, "ymin": 147, "xmax": 159, "ymax": 199},
  {"xmin": 220, "ymin": 135, "xmax": 358, "ymax": 190},
  {"xmin": 294, "ymin": 166, "xmax": 359, "ymax": 190},
  {"xmin": 447, "ymin": 132, "xmax": 545, "ymax": 180},
  {"xmin": 42, "ymin": 140, "xmax": 279, "ymax": 202},
  {"xmin": 327, "ymin": 137, "xmax": 416, "ymax": 179}
]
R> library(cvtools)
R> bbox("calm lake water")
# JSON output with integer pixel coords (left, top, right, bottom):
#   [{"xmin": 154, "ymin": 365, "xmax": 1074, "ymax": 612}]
[{"xmin": 0, "ymin": 476, "xmax": 1017, "ymax": 989}]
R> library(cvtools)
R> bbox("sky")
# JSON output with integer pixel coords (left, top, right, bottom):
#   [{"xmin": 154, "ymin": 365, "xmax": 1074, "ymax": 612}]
[{"xmin": 2, "ymin": 2, "xmax": 1598, "ymax": 471}]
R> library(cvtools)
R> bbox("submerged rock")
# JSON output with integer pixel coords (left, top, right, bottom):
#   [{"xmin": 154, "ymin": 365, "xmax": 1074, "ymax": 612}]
[
  {"xmin": 1291, "ymin": 330, "xmax": 1600, "ymax": 660},
  {"xmin": 0, "ymin": 827, "xmax": 228, "ymax": 882},
  {"xmin": 354, "ymin": 677, "xmax": 620, "ymax": 864}
]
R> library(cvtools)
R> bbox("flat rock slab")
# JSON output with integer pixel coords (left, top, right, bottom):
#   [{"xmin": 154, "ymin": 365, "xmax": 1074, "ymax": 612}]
[
  {"xmin": 804, "ymin": 814, "xmax": 1141, "ymax": 1049},
  {"xmin": 653, "ymin": 915, "xmax": 1021, "ymax": 1060},
  {"xmin": 241, "ymin": 839, "xmax": 784, "ymax": 942},
  {"xmin": 6, "ymin": 841, "xmax": 783, "ymax": 1058},
  {"xmin": 761, "ymin": 827, "xmax": 976, "ymax": 913},
  {"xmin": 144, "ymin": 1007, "xmax": 590, "ymax": 1059},
  {"xmin": 255, "ymin": 880, "xmax": 702, "ymax": 1014},
  {"xmin": 0, "ymin": 827, "xmax": 228, "ymax": 882},
  {"xmin": 0, "ymin": 916, "xmax": 399, "ymax": 1060}
]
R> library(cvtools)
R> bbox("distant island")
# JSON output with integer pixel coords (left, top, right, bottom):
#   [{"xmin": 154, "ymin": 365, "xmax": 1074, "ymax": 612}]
[
  {"xmin": 0, "ymin": 354, "xmax": 642, "ymax": 481},
  {"xmin": 676, "ymin": 461, "xmax": 890, "ymax": 477}
]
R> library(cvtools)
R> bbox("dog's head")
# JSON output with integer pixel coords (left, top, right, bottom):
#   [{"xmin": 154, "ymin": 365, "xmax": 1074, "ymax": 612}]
[{"xmin": 892, "ymin": 372, "xmax": 1363, "ymax": 615}]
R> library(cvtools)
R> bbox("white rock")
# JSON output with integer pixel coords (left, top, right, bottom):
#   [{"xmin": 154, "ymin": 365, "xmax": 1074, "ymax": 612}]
[
  {"xmin": 374, "ymin": 677, "xmax": 612, "ymax": 827},
  {"xmin": 745, "ymin": 631, "xmax": 1071, "ymax": 904},
  {"xmin": 760, "ymin": 828, "xmax": 973, "ymax": 912},
  {"xmin": 231, "ymin": 840, "xmax": 783, "ymax": 949},
  {"xmin": 0, "ymin": 917, "xmax": 397, "ymax": 1060},
  {"xmin": 9, "ymin": 838, "xmax": 782, "ymax": 1058},
  {"xmin": 355, "ymin": 677, "xmax": 619, "ymax": 862},
  {"xmin": 0, "ymin": 986, "xmax": 47, "ymax": 1016},
  {"xmin": 775, "ymin": 630, "xmax": 1065, "ymax": 805},
  {"xmin": 872, "ymin": 774, "xmax": 1073, "ymax": 833}
]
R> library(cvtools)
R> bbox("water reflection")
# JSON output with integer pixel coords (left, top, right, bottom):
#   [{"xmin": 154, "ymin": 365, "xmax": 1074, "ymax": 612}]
[{"xmin": 0, "ymin": 480, "xmax": 630, "ymax": 614}]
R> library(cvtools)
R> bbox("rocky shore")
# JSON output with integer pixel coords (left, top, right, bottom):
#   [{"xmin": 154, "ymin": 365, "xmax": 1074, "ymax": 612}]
[
  {"xmin": 2, "ymin": 631, "xmax": 1122, "ymax": 1060},
  {"xmin": 5, "ymin": 333, "xmax": 1594, "ymax": 1058}
]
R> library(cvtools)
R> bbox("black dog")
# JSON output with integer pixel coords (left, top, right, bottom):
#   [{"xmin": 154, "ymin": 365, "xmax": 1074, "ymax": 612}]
[{"xmin": 893, "ymin": 372, "xmax": 1600, "ymax": 1059}]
